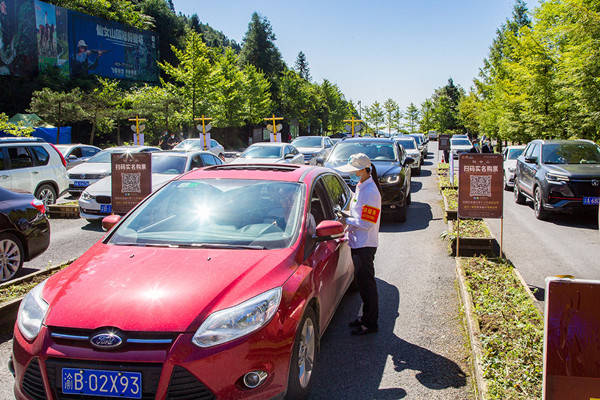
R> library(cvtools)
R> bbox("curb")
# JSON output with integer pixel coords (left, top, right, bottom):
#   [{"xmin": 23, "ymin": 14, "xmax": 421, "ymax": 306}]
[
  {"xmin": 455, "ymin": 258, "xmax": 488, "ymax": 400},
  {"xmin": 447, "ymin": 220, "xmax": 496, "ymax": 257},
  {"xmin": 0, "ymin": 260, "xmax": 76, "ymax": 332}
]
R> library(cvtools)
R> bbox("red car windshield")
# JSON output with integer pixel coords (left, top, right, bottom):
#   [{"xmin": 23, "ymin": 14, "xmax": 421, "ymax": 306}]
[{"xmin": 109, "ymin": 179, "xmax": 304, "ymax": 249}]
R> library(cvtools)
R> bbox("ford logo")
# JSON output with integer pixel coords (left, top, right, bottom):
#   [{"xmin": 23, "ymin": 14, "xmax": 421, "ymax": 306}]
[{"xmin": 90, "ymin": 331, "xmax": 123, "ymax": 349}]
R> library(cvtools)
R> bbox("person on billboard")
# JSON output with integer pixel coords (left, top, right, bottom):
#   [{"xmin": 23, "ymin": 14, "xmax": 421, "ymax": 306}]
[{"xmin": 72, "ymin": 39, "xmax": 107, "ymax": 76}]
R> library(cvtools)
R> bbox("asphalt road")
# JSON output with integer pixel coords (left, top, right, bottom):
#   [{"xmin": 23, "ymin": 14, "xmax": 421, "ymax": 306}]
[
  {"xmin": 486, "ymin": 183, "xmax": 600, "ymax": 302},
  {"xmin": 0, "ymin": 149, "xmax": 472, "ymax": 399}
]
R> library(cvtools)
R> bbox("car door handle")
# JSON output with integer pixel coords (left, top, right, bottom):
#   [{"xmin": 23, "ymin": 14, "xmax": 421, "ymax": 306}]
[{"xmin": 32, "ymin": 171, "xmax": 39, "ymax": 174}]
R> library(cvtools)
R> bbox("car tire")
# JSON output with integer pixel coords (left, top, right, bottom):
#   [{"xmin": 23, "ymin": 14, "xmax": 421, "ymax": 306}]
[
  {"xmin": 504, "ymin": 175, "xmax": 510, "ymax": 191},
  {"xmin": 0, "ymin": 233, "xmax": 24, "ymax": 282},
  {"xmin": 285, "ymin": 307, "xmax": 318, "ymax": 400},
  {"xmin": 514, "ymin": 179, "xmax": 526, "ymax": 205},
  {"xmin": 534, "ymin": 186, "xmax": 548, "ymax": 220},
  {"xmin": 35, "ymin": 184, "xmax": 57, "ymax": 205}
]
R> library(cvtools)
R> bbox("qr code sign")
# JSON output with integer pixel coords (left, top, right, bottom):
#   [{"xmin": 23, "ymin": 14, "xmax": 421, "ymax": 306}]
[
  {"xmin": 122, "ymin": 173, "xmax": 141, "ymax": 193},
  {"xmin": 470, "ymin": 175, "xmax": 491, "ymax": 197}
]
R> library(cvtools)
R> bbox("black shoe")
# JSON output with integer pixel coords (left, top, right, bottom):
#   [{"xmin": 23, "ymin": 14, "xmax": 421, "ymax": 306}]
[
  {"xmin": 348, "ymin": 319, "xmax": 363, "ymax": 328},
  {"xmin": 351, "ymin": 325, "xmax": 378, "ymax": 335}
]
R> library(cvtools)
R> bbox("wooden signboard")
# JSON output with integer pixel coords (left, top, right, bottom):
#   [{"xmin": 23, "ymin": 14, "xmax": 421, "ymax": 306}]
[
  {"xmin": 544, "ymin": 277, "xmax": 600, "ymax": 399},
  {"xmin": 458, "ymin": 153, "xmax": 503, "ymax": 219},
  {"xmin": 439, "ymin": 134, "xmax": 451, "ymax": 151},
  {"xmin": 111, "ymin": 153, "xmax": 152, "ymax": 215}
]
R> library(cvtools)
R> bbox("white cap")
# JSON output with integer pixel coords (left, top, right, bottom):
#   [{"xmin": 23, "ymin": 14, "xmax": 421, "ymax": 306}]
[
  {"xmin": 337, "ymin": 153, "xmax": 371, "ymax": 173},
  {"xmin": 77, "ymin": 40, "xmax": 88, "ymax": 47}
]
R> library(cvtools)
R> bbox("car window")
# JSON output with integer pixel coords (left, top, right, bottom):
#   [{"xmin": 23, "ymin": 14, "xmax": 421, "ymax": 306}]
[
  {"xmin": 190, "ymin": 155, "xmax": 204, "ymax": 169},
  {"xmin": 82, "ymin": 147, "xmax": 100, "ymax": 157},
  {"xmin": 242, "ymin": 145, "xmax": 282, "ymax": 159},
  {"xmin": 210, "ymin": 139, "xmax": 218, "ymax": 148},
  {"xmin": 7, "ymin": 146, "xmax": 33, "ymax": 169},
  {"xmin": 201, "ymin": 153, "xmax": 217, "ymax": 166},
  {"xmin": 542, "ymin": 142, "xmax": 600, "ymax": 164},
  {"xmin": 109, "ymin": 180, "xmax": 304, "ymax": 250},
  {"xmin": 329, "ymin": 142, "xmax": 398, "ymax": 162},
  {"xmin": 152, "ymin": 155, "xmax": 187, "ymax": 174},
  {"xmin": 213, "ymin": 155, "xmax": 223, "ymax": 165},
  {"xmin": 523, "ymin": 143, "xmax": 534, "ymax": 159},
  {"xmin": 0, "ymin": 149, "xmax": 5, "ymax": 170},
  {"xmin": 531, "ymin": 143, "xmax": 541, "ymax": 161},
  {"xmin": 309, "ymin": 180, "xmax": 332, "ymax": 226},
  {"xmin": 31, "ymin": 146, "xmax": 50, "ymax": 166},
  {"xmin": 507, "ymin": 148, "xmax": 524, "ymax": 160},
  {"xmin": 322, "ymin": 174, "xmax": 349, "ymax": 211},
  {"xmin": 70, "ymin": 147, "xmax": 83, "ymax": 158}
]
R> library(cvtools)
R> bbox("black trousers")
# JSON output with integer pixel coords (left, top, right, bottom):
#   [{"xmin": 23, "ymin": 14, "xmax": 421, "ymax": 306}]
[{"xmin": 351, "ymin": 247, "xmax": 378, "ymax": 329}]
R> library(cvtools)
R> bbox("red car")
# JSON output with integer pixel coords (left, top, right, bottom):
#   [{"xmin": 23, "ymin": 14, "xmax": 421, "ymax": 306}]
[{"xmin": 11, "ymin": 164, "xmax": 354, "ymax": 400}]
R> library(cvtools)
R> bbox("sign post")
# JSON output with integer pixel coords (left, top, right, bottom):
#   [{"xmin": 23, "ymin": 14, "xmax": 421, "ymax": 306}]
[
  {"xmin": 111, "ymin": 152, "xmax": 152, "ymax": 215},
  {"xmin": 343, "ymin": 116, "xmax": 363, "ymax": 138},
  {"xmin": 264, "ymin": 114, "xmax": 284, "ymax": 142},
  {"xmin": 194, "ymin": 115, "xmax": 213, "ymax": 150},
  {"xmin": 543, "ymin": 277, "xmax": 600, "ymax": 399},
  {"xmin": 457, "ymin": 153, "xmax": 504, "ymax": 257},
  {"xmin": 128, "ymin": 115, "xmax": 147, "ymax": 146},
  {"xmin": 439, "ymin": 134, "xmax": 450, "ymax": 163}
]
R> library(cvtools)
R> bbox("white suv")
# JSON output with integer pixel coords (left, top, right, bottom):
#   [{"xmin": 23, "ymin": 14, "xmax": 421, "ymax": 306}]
[{"xmin": 0, "ymin": 137, "xmax": 69, "ymax": 204}]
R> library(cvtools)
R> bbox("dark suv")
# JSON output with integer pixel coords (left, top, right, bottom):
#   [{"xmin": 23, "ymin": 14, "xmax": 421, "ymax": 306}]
[
  {"xmin": 514, "ymin": 139, "xmax": 600, "ymax": 219},
  {"xmin": 321, "ymin": 138, "xmax": 414, "ymax": 222}
]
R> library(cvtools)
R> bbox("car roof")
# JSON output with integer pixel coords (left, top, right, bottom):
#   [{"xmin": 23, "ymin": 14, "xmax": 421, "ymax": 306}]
[
  {"xmin": 158, "ymin": 150, "xmax": 213, "ymax": 157},
  {"xmin": 178, "ymin": 164, "xmax": 331, "ymax": 183},
  {"xmin": 248, "ymin": 142, "xmax": 289, "ymax": 147},
  {"xmin": 0, "ymin": 137, "xmax": 45, "ymax": 144},
  {"xmin": 505, "ymin": 145, "xmax": 526, "ymax": 149},
  {"xmin": 341, "ymin": 137, "xmax": 395, "ymax": 144},
  {"xmin": 531, "ymin": 139, "xmax": 595, "ymax": 145}
]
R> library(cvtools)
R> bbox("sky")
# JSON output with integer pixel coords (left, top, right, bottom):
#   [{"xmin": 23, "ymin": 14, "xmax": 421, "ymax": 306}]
[{"xmin": 172, "ymin": 0, "xmax": 539, "ymax": 111}]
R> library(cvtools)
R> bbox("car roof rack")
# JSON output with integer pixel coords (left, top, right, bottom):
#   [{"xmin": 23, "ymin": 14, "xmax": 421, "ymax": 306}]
[
  {"xmin": 0, "ymin": 137, "xmax": 45, "ymax": 143},
  {"xmin": 205, "ymin": 164, "xmax": 301, "ymax": 172}
]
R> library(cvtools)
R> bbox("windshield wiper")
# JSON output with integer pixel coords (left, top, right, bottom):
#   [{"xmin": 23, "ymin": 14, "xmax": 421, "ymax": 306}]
[{"xmin": 178, "ymin": 243, "xmax": 266, "ymax": 250}]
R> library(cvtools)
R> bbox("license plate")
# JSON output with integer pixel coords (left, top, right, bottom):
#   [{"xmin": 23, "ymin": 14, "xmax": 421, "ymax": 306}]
[
  {"xmin": 583, "ymin": 196, "xmax": 600, "ymax": 205},
  {"xmin": 100, "ymin": 204, "xmax": 112, "ymax": 213},
  {"xmin": 74, "ymin": 180, "xmax": 89, "ymax": 187},
  {"xmin": 62, "ymin": 368, "xmax": 142, "ymax": 399}
]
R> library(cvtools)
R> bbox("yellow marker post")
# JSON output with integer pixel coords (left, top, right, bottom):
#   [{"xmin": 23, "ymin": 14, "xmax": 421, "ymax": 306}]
[
  {"xmin": 264, "ymin": 114, "xmax": 284, "ymax": 142},
  {"xmin": 343, "ymin": 116, "xmax": 363, "ymax": 138},
  {"xmin": 128, "ymin": 115, "xmax": 147, "ymax": 145},
  {"xmin": 194, "ymin": 115, "xmax": 213, "ymax": 150}
]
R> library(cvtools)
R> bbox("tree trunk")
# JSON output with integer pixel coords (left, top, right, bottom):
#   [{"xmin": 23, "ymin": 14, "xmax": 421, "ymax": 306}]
[
  {"xmin": 116, "ymin": 121, "xmax": 121, "ymax": 145},
  {"xmin": 89, "ymin": 117, "xmax": 96, "ymax": 145}
]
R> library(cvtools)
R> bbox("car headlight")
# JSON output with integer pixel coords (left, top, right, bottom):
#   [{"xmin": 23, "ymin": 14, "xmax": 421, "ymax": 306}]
[
  {"xmin": 380, "ymin": 174, "xmax": 400, "ymax": 184},
  {"xmin": 18, "ymin": 280, "xmax": 49, "ymax": 341},
  {"xmin": 546, "ymin": 172, "xmax": 569, "ymax": 182},
  {"xmin": 192, "ymin": 287, "xmax": 282, "ymax": 348},
  {"xmin": 80, "ymin": 191, "xmax": 94, "ymax": 201}
]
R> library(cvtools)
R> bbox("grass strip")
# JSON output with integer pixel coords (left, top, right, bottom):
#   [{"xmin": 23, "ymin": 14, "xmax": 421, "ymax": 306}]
[
  {"xmin": 451, "ymin": 219, "xmax": 490, "ymax": 238},
  {"xmin": 461, "ymin": 257, "xmax": 543, "ymax": 399},
  {"xmin": 0, "ymin": 264, "xmax": 70, "ymax": 304},
  {"xmin": 442, "ymin": 188, "xmax": 458, "ymax": 210},
  {"xmin": 438, "ymin": 162, "xmax": 449, "ymax": 170}
]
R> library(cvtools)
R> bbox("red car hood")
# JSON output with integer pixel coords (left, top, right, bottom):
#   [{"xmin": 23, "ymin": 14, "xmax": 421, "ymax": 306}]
[{"xmin": 43, "ymin": 242, "xmax": 297, "ymax": 332}]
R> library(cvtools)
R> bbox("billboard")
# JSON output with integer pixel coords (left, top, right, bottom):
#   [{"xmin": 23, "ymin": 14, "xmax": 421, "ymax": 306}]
[
  {"xmin": 0, "ymin": 0, "xmax": 37, "ymax": 76},
  {"xmin": 458, "ymin": 153, "xmax": 503, "ymax": 219},
  {"xmin": 68, "ymin": 10, "xmax": 158, "ymax": 81},
  {"xmin": 34, "ymin": 0, "xmax": 69, "ymax": 76},
  {"xmin": 544, "ymin": 278, "xmax": 600, "ymax": 399}
]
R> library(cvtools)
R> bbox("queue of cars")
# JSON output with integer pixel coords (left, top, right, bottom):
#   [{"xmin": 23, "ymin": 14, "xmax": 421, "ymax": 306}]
[{"xmin": 8, "ymin": 133, "xmax": 428, "ymax": 400}]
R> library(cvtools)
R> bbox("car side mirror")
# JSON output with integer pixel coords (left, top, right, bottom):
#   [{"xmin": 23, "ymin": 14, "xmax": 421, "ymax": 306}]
[
  {"xmin": 102, "ymin": 214, "xmax": 121, "ymax": 231},
  {"xmin": 315, "ymin": 220, "xmax": 344, "ymax": 241},
  {"xmin": 524, "ymin": 156, "xmax": 538, "ymax": 164},
  {"xmin": 284, "ymin": 153, "xmax": 295, "ymax": 159},
  {"xmin": 404, "ymin": 157, "xmax": 414, "ymax": 166}
]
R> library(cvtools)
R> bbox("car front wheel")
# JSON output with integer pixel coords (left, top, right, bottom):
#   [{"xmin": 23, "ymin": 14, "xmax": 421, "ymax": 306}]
[
  {"xmin": 286, "ymin": 307, "xmax": 318, "ymax": 400},
  {"xmin": 534, "ymin": 186, "xmax": 548, "ymax": 220},
  {"xmin": 0, "ymin": 233, "xmax": 24, "ymax": 282}
]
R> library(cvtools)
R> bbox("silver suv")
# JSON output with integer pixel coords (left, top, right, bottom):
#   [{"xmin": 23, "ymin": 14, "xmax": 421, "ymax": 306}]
[{"xmin": 0, "ymin": 137, "xmax": 69, "ymax": 204}]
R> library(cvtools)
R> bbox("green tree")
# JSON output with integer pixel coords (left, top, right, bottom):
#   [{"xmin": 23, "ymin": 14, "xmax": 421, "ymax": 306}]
[
  {"xmin": 242, "ymin": 64, "xmax": 273, "ymax": 125},
  {"xmin": 384, "ymin": 98, "xmax": 398, "ymax": 134},
  {"xmin": 0, "ymin": 113, "xmax": 33, "ymax": 136},
  {"xmin": 365, "ymin": 102, "xmax": 384, "ymax": 134},
  {"xmin": 159, "ymin": 30, "xmax": 215, "ymax": 132},
  {"xmin": 405, "ymin": 102, "xmax": 420, "ymax": 133},
  {"xmin": 295, "ymin": 51, "xmax": 311, "ymax": 81},
  {"xmin": 51, "ymin": 0, "xmax": 153, "ymax": 29},
  {"xmin": 419, "ymin": 99, "xmax": 435, "ymax": 133},
  {"xmin": 211, "ymin": 48, "xmax": 247, "ymax": 128},
  {"xmin": 239, "ymin": 13, "xmax": 285, "ymax": 77},
  {"xmin": 28, "ymin": 88, "xmax": 85, "ymax": 143}
]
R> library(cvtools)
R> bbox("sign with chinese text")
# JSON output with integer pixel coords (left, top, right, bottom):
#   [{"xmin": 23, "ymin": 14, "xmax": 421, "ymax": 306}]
[
  {"xmin": 458, "ymin": 153, "xmax": 503, "ymax": 218},
  {"xmin": 111, "ymin": 153, "xmax": 151, "ymax": 215},
  {"xmin": 439, "ymin": 134, "xmax": 450, "ymax": 151},
  {"xmin": 543, "ymin": 277, "xmax": 600, "ymax": 399}
]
